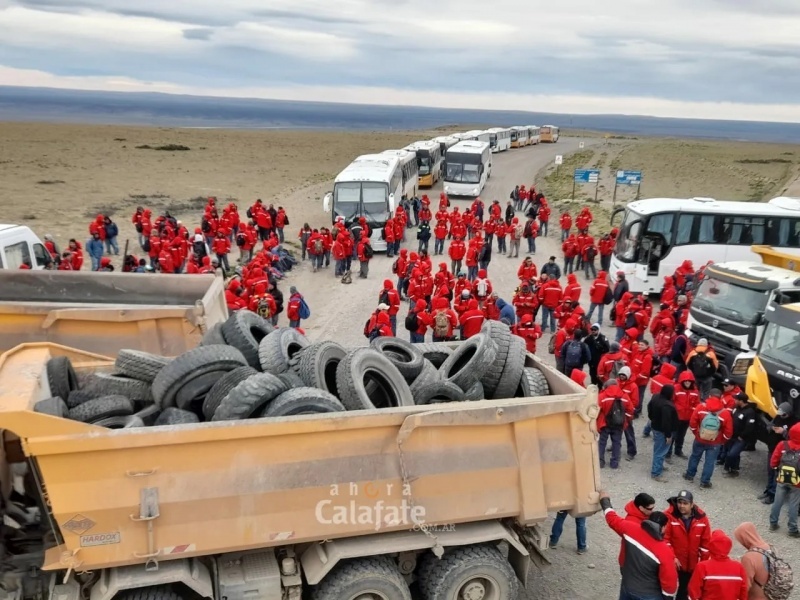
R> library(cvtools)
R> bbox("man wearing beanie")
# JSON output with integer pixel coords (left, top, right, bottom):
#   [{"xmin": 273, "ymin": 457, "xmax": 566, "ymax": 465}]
[{"xmin": 648, "ymin": 384, "xmax": 678, "ymax": 482}]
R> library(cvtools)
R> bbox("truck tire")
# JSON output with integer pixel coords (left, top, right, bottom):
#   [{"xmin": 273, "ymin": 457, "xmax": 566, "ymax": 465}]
[
  {"xmin": 174, "ymin": 370, "xmax": 228, "ymax": 411},
  {"xmin": 289, "ymin": 341, "xmax": 346, "ymax": 396},
  {"xmin": 479, "ymin": 321, "xmax": 513, "ymax": 398},
  {"xmin": 117, "ymin": 586, "xmax": 186, "ymax": 600},
  {"xmin": 415, "ymin": 343, "xmax": 453, "ymax": 369},
  {"xmin": 46, "ymin": 356, "xmax": 79, "ymax": 401},
  {"xmin": 490, "ymin": 334, "xmax": 526, "ymax": 400},
  {"xmin": 133, "ymin": 404, "xmax": 161, "ymax": 426},
  {"xmin": 414, "ymin": 382, "xmax": 466, "ymax": 405},
  {"xmin": 83, "ymin": 372, "xmax": 154, "ymax": 403},
  {"xmin": 261, "ymin": 388, "xmax": 345, "ymax": 417},
  {"xmin": 151, "ymin": 345, "xmax": 248, "ymax": 408},
  {"xmin": 223, "ymin": 311, "xmax": 275, "ymax": 368},
  {"xmin": 258, "ymin": 328, "xmax": 310, "ymax": 374},
  {"xmin": 200, "ymin": 322, "xmax": 227, "ymax": 346},
  {"xmin": 409, "ymin": 359, "xmax": 440, "ymax": 394},
  {"xmin": 155, "ymin": 407, "xmax": 200, "ymax": 426},
  {"xmin": 115, "ymin": 350, "xmax": 171, "ymax": 383},
  {"xmin": 212, "ymin": 373, "xmax": 289, "ymax": 421},
  {"xmin": 202, "ymin": 366, "xmax": 258, "ymax": 421},
  {"xmin": 92, "ymin": 415, "xmax": 145, "ymax": 429},
  {"xmin": 67, "ymin": 395, "xmax": 134, "ymax": 423},
  {"xmin": 370, "ymin": 337, "xmax": 424, "ymax": 381},
  {"xmin": 312, "ymin": 557, "xmax": 411, "ymax": 600},
  {"xmin": 440, "ymin": 334, "xmax": 497, "ymax": 393},
  {"xmin": 517, "ymin": 367, "xmax": 550, "ymax": 397},
  {"xmin": 277, "ymin": 370, "xmax": 304, "ymax": 389},
  {"xmin": 417, "ymin": 545, "xmax": 518, "ymax": 600},
  {"xmin": 464, "ymin": 381, "xmax": 485, "ymax": 401},
  {"xmin": 66, "ymin": 389, "xmax": 98, "ymax": 409},
  {"xmin": 33, "ymin": 397, "xmax": 67, "ymax": 418},
  {"xmin": 336, "ymin": 348, "xmax": 415, "ymax": 411}
]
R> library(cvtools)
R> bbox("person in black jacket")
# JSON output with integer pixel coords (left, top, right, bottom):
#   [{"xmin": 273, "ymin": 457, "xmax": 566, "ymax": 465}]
[
  {"xmin": 719, "ymin": 393, "xmax": 757, "ymax": 478},
  {"xmin": 649, "ymin": 384, "xmax": 678, "ymax": 482},
  {"xmin": 759, "ymin": 401, "xmax": 800, "ymax": 504},
  {"xmin": 585, "ymin": 323, "xmax": 610, "ymax": 385}
]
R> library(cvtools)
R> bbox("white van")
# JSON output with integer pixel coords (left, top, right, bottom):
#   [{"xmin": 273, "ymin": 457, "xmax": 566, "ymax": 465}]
[{"xmin": 0, "ymin": 225, "xmax": 51, "ymax": 269}]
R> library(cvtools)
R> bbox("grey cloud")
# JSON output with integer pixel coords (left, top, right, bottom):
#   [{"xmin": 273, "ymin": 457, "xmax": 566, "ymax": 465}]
[
  {"xmin": 251, "ymin": 8, "xmax": 362, "ymax": 25},
  {"xmin": 182, "ymin": 28, "xmax": 214, "ymax": 41}
]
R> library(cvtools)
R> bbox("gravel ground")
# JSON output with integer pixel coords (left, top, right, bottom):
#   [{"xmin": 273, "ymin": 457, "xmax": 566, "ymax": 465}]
[{"xmin": 280, "ymin": 141, "xmax": 799, "ymax": 599}]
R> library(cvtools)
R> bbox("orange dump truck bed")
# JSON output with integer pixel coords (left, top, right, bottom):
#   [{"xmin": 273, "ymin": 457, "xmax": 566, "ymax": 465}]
[
  {"xmin": 0, "ymin": 343, "xmax": 600, "ymax": 579},
  {"xmin": 0, "ymin": 271, "xmax": 228, "ymax": 356}
]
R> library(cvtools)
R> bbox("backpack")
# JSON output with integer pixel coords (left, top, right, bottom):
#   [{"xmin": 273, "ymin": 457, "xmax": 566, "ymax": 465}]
[
  {"xmin": 201, "ymin": 218, "xmax": 211, "ymax": 234},
  {"xmin": 379, "ymin": 290, "xmax": 390, "ymax": 307},
  {"xmin": 235, "ymin": 233, "xmax": 246, "ymax": 247},
  {"xmin": 586, "ymin": 245, "xmax": 597, "ymax": 260},
  {"xmin": 548, "ymin": 335, "xmax": 556, "ymax": 354},
  {"xmin": 603, "ymin": 286, "xmax": 613, "ymax": 305},
  {"xmin": 405, "ymin": 262, "xmax": 416, "ymax": 279},
  {"xmin": 776, "ymin": 441, "xmax": 800, "ymax": 486},
  {"xmin": 246, "ymin": 207, "xmax": 253, "ymax": 219},
  {"xmin": 142, "ymin": 238, "xmax": 151, "ymax": 253},
  {"xmin": 606, "ymin": 398, "xmax": 626, "ymax": 429},
  {"xmin": 192, "ymin": 240, "xmax": 207, "ymax": 258},
  {"xmin": 699, "ymin": 410, "xmax": 721, "ymax": 441},
  {"xmin": 298, "ymin": 297, "xmax": 311, "ymax": 320},
  {"xmin": 313, "ymin": 238, "xmax": 324, "ymax": 254},
  {"xmin": 514, "ymin": 224, "xmax": 524, "ymax": 239},
  {"xmin": 609, "ymin": 358, "xmax": 627, "ymax": 381},
  {"xmin": 476, "ymin": 279, "xmax": 488, "ymax": 297},
  {"xmin": 691, "ymin": 351, "xmax": 716, "ymax": 379},
  {"xmin": 523, "ymin": 223, "xmax": 532, "ymax": 238},
  {"xmin": 392, "ymin": 259, "xmax": 400, "ymax": 275},
  {"xmin": 256, "ymin": 297, "xmax": 271, "ymax": 319},
  {"xmin": 363, "ymin": 244, "xmax": 374, "ymax": 259},
  {"xmin": 433, "ymin": 310, "xmax": 450, "ymax": 338},
  {"xmin": 564, "ymin": 340, "xmax": 584, "ymax": 367},
  {"xmin": 750, "ymin": 546, "xmax": 794, "ymax": 600},
  {"xmin": 135, "ymin": 222, "xmax": 143, "ymax": 233},
  {"xmin": 405, "ymin": 310, "xmax": 419, "ymax": 332}
]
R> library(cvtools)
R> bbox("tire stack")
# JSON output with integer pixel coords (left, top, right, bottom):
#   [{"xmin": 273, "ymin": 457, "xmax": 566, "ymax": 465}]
[{"xmin": 34, "ymin": 315, "xmax": 551, "ymax": 428}]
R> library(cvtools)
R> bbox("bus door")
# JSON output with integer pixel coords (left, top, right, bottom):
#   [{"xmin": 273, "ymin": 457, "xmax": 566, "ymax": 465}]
[{"xmin": 638, "ymin": 233, "xmax": 666, "ymax": 280}]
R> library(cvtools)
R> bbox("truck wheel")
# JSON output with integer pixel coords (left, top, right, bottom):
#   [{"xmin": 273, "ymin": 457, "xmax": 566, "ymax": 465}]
[
  {"xmin": 200, "ymin": 322, "xmax": 227, "ymax": 346},
  {"xmin": 410, "ymin": 360, "xmax": 441, "ymax": 395},
  {"xmin": 261, "ymin": 387, "xmax": 345, "ymax": 417},
  {"xmin": 67, "ymin": 395, "xmax": 134, "ymax": 423},
  {"xmin": 313, "ymin": 557, "xmax": 411, "ymax": 600},
  {"xmin": 417, "ymin": 545, "xmax": 518, "ymax": 600},
  {"xmin": 290, "ymin": 341, "xmax": 346, "ymax": 396},
  {"xmin": 464, "ymin": 381, "xmax": 485, "ymax": 401},
  {"xmin": 212, "ymin": 372, "xmax": 289, "ymax": 421},
  {"xmin": 202, "ymin": 366, "xmax": 258, "ymax": 421},
  {"xmin": 174, "ymin": 370, "xmax": 228, "ymax": 411},
  {"xmin": 259, "ymin": 328, "xmax": 310, "ymax": 374},
  {"xmin": 479, "ymin": 321, "xmax": 513, "ymax": 398},
  {"xmin": 115, "ymin": 350, "xmax": 171, "ymax": 383},
  {"xmin": 83, "ymin": 372, "xmax": 154, "ymax": 403},
  {"xmin": 336, "ymin": 348, "xmax": 415, "ymax": 410},
  {"xmin": 155, "ymin": 407, "xmax": 200, "ymax": 426},
  {"xmin": 46, "ymin": 356, "xmax": 79, "ymax": 401},
  {"xmin": 440, "ymin": 334, "xmax": 497, "ymax": 393},
  {"xmin": 33, "ymin": 397, "xmax": 67, "ymax": 418},
  {"xmin": 517, "ymin": 367, "xmax": 550, "ymax": 397},
  {"xmin": 118, "ymin": 586, "xmax": 186, "ymax": 600},
  {"xmin": 151, "ymin": 345, "xmax": 248, "ymax": 408},
  {"xmin": 223, "ymin": 311, "xmax": 275, "ymax": 369},
  {"xmin": 415, "ymin": 343, "xmax": 453, "ymax": 369},
  {"xmin": 414, "ymin": 382, "xmax": 466, "ymax": 405},
  {"xmin": 370, "ymin": 338, "xmax": 424, "ymax": 381},
  {"xmin": 490, "ymin": 334, "xmax": 526, "ymax": 400}
]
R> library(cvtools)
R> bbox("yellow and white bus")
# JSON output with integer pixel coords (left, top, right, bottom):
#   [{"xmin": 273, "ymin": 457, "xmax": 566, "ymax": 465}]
[
  {"xmin": 526, "ymin": 126, "xmax": 541, "ymax": 145},
  {"xmin": 540, "ymin": 125, "xmax": 560, "ymax": 143},
  {"xmin": 405, "ymin": 140, "xmax": 444, "ymax": 188},
  {"xmin": 510, "ymin": 126, "xmax": 530, "ymax": 148},
  {"xmin": 381, "ymin": 149, "xmax": 419, "ymax": 199},
  {"xmin": 486, "ymin": 127, "xmax": 512, "ymax": 153}
]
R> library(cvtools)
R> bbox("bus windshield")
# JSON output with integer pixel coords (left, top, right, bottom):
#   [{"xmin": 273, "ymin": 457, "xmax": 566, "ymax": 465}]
[
  {"xmin": 445, "ymin": 152, "xmax": 483, "ymax": 183},
  {"xmin": 333, "ymin": 182, "xmax": 388, "ymax": 221},
  {"xmin": 418, "ymin": 154, "xmax": 432, "ymax": 175},
  {"xmin": 614, "ymin": 208, "xmax": 644, "ymax": 261},
  {"xmin": 760, "ymin": 321, "xmax": 800, "ymax": 368},
  {"xmin": 692, "ymin": 277, "xmax": 768, "ymax": 325}
]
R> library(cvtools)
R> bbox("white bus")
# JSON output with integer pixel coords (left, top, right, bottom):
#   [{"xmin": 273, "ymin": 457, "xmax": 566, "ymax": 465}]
[
  {"xmin": 443, "ymin": 141, "xmax": 492, "ymax": 198},
  {"xmin": 431, "ymin": 135, "xmax": 460, "ymax": 158},
  {"xmin": 540, "ymin": 125, "xmax": 560, "ymax": 143},
  {"xmin": 381, "ymin": 149, "xmax": 419, "ymax": 200},
  {"xmin": 486, "ymin": 127, "xmax": 512, "ymax": 153},
  {"xmin": 526, "ymin": 126, "xmax": 541, "ymax": 145},
  {"xmin": 453, "ymin": 132, "xmax": 478, "ymax": 141},
  {"xmin": 510, "ymin": 126, "xmax": 530, "ymax": 148},
  {"xmin": 404, "ymin": 141, "xmax": 444, "ymax": 188},
  {"xmin": 323, "ymin": 154, "xmax": 402, "ymax": 251},
  {"xmin": 610, "ymin": 196, "xmax": 800, "ymax": 293}
]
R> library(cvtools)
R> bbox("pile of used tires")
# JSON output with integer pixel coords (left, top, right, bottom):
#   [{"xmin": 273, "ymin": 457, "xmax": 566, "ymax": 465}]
[{"xmin": 34, "ymin": 311, "xmax": 550, "ymax": 428}]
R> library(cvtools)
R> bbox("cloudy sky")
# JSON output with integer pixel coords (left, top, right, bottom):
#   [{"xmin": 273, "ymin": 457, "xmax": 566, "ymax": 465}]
[{"xmin": 1, "ymin": 0, "xmax": 799, "ymax": 121}]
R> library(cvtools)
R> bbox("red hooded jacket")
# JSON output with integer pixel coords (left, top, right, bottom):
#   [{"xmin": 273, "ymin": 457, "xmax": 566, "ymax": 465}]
[
  {"xmin": 674, "ymin": 371, "xmax": 701, "ymax": 421},
  {"xmin": 564, "ymin": 273, "xmax": 582, "ymax": 302},
  {"xmin": 589, "ymin": 272, "xmax": 610, "ymax": 304},
  {"xmin": 689, "ymin": 396, "xmax": 733, "ymax": 445},
  {"xmin": 459, "ymin": 300, "xmax": 485, "ymax": 339},
  {"xmin": 597, "ymin": 384, "xmax": 633, "ymax": 430},
  {"xmin": 687, "ymin": 530, "xmax": 748, "ymax": 600}
]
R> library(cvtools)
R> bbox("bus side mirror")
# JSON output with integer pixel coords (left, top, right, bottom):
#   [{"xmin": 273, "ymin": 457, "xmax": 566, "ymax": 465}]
[
  {"xmin": 752, "ymin": 312, "xmax": 766, "ymax": 326},
  {"xmin": 389, "ymin": 194, "xmax": 395, "ymax": 211},
  {"xmin": 610, "ymin": 206, "xmax": 625, "ymax": 226},
  {"xmin": 323, "ymin": 193, "xmax": 332, "ymax": 213}
]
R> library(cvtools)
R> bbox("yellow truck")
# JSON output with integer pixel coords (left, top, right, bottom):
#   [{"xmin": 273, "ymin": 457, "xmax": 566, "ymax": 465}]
[
  {"xmin": 0, "ymin": 343, "xmax": 600, "ymax": 600},
  {"xmin": 0, "ymin": 271, "xmax": 228, "ymax": 356}
]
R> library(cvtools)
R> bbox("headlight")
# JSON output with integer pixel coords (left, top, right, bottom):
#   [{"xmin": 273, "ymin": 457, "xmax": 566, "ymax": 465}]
[
  {"xmin": 472, "ymin": 188, "xmax": 479, "ymax": 194},
  {"xmin": 732, "ymin": 358, "xmax": 754, "ymax": 376}
]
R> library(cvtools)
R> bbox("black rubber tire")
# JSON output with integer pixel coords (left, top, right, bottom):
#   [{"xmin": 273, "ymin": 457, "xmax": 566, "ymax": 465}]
[
  {"xmin": 117, "ymin": 586, "xmax": 186, "ymax": 600},
  {"xmin": 46, "ymin": 356, "xmax": 79, "ymax": 401},
  {"xmin": 414, "ymin": 382, "xmax": 467, "ymax": 405},
  {"xmin": 490, "ymin": 334, "xmax": 526, "ymax": 400},
  {"xmin": 212, "ymin": 372, "xmax": 289, "ymax": 421},
  {"xmin": 277, "ymin": 370, "xmax": 304, "ymax": 389},
  {"xmin": 114, "ymin": 350, "xmax": 171, "ymax": 383},
  {"xmin": 312, "ymin": 557, "xmax": 411, "ymax": 600},
  {"xmin": 133, "ymin": 404, "xmax": 161, "ymax": 426},
  {"xmin": 151, "ymin": 345, "xmax": 248, "ymax": 408},
  {"xmin": 289, "ymin": 341, "xmax": 346, "ymax": 396},
  {"xmin": 33, "ymin": 397, "xmax": 67, "ymax": 418},
  {"xmin": 517, "ymin": 367, "xmax": 551, "ymax": 397},
  {"xmin": 92, "ymin": 415, "xmax": 145, "ymax": 428},
  {"xmin": 83, "ymin": 372, "xmax": 153, "ymax": 403},
  {"xmin": 174, "ymin": 370, "xmax": 229, "ymax": 411},
  {"xmin": 222, "ymin": 311, "xmax": 275, "ymax": 368},
  {"xmin": 369, "ymin": 337, "xmax": 424, "ymax": 381},
  {"xmin": 336, "ymin": 348, "xmax": 414, "ymax": 411},
  {"xmin": 202, "ymin": 366, "xmax": 258, "ymax": 421},
  {"xmin": 440, "ymin": 333, "xmax": 498, "ymax": 392},
  {"xmin": 67, "ymin": 395, "xmax": 134, "ymax": 423},
  {"xmin": 415, "ymin": 343, "xmax": 454, "ymax": 369},
  {"xmin": 409, "ymin": 359, "xmax": 441, "ymax": 395},
  {"xmin": 261, "ymin": 388, "xmax": 345, "ymax": 417},
  {"xmin": 464, "ymin": 381, "xmax": 485, "ymax": 401},
  {"xmin": 65, "ymin": 389, "xmax": 98, "ymax": 408},
  {"xmin": 258, "ymin": 328, "xmax": 311, "ymax": 374},
  {"xmin": 155, "ymin": 407, "xmax": 200, "ymax": 426},
  {"xmin": 480, "ymin": 321, "xmax": 513, "ymax": 399},
  {"xmin": 200, "ymin": 322, "xmax": 227, "ymax": 346},
  {"xmin": 417, "ymin": 545, "xmax": 518, "ymax": 600}
]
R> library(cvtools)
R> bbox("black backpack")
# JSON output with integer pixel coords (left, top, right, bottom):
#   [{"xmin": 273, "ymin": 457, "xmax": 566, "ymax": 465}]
[
  {"xmin": 392, "ymin": 259, "xmax": 400, "ymax": 275},
  {"xmin": 236, "ymin": 233, "xmax": 246, "ymax": 247},
  {"xmin": 379, "ymin": 290, "xmax": 390, "ymax": 306},
  {"xmin": 201, "ymin": 218, "xmax": 211, "ymax": 234},
  {"xmin": 363, "ymin": 244, "xmax": 374, "ymax": 259},
  {"xmin": 607, "ymin": 398, "xmax": 626, "ymax": 429},
  {"xmin": 142, "ymin": 238, "xmax": 151, "ymax": 253},
  {"xmin": 405, "ymin": 310, "xmax": 419, "ymax": 332},
  {"xmin": 690, "ymin": 351, "xmax": 716, "ymax": 379},
  {"xmin": 135, "ymin": 222, "xmax": 143, "ymax": 233},
  {"xmin": 193, "ymin": 240, "xmax": 207, "ymax": 258},
  {"xmin": 586, "ymin": 245, "xmax": 597, "ymax": 260},
  {"xmin": 603, "ymin": 286, "xmax": 613, "ymax": 305}
]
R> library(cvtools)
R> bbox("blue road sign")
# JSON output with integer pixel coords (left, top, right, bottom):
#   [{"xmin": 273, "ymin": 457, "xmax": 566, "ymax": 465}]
[
  {"xmin": 616, "ymin": 170, "xmax": 642, "ymax": 185},
  {"xmin": 574, "ymin": 169, "xmax": 600, "ymax": 183}
]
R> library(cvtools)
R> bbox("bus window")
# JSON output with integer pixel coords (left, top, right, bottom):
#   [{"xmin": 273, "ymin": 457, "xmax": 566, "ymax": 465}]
[
  {"xmin": 697, "ymin": 215, "xmax": 721, "ymax": 243},
  {"xmin": 4, "ymin": 241, "xmax": 31, "ymax": 270},
  {"xmin": 645, "ymin": 213, "xmax": 674, "ymax": 242},
  {"xmin": 675, "ymin": 214, "xmax": 694, "ymax": 245},
  {"xmin": 33, "ymin": 243, "xmax": 50, "ymax": 267}
]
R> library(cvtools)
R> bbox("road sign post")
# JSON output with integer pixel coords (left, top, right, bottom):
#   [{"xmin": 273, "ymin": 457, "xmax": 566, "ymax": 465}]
[
  {"xmin": 555, "ymin": 154, "xmax": 563, "ymax": 175},
  {"xmin": 572, "ymin": 169, "xmax": 600, "ymax": 202},
  {"xmin": 613, "ymin": 170, "xmax": 643, "ymax": 208}
]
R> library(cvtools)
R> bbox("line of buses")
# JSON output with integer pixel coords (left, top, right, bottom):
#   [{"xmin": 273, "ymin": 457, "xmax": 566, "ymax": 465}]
[{"xmin": 322, "ymin": 125, "xmax": 559, "ymax": 250}]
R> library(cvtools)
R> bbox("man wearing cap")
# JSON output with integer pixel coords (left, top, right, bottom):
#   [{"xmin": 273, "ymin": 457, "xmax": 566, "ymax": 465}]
[
  {"xmin": 719, "ymin": 393, "xmax": 757, "ymax": 478},
  {"xmin": 720, "ymin": 378, "xmax": 742, "ymax": 410},
  {"xmin": 665, "ymin": 489, "xmax": 711, "ymax": 600},
  {"xmin": 585, "ymin": 323, "xmax": 610, "ymax": 385},
  {"xmin": 686, "ymin": 339, "xmax": 719, "ymax": 400},
  {"xmin": 541, "ymin": 255, "xmax": 562, "ymax": 280}
]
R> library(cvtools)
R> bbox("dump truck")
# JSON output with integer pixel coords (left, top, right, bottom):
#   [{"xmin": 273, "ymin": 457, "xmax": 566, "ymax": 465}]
[
  {"xmin": 0, "ymin": 342, "xmax": 600, "ymax": 600},
  {"xmin": 0, "ymin": 271, "xmax": 228, "ymax": 356}
]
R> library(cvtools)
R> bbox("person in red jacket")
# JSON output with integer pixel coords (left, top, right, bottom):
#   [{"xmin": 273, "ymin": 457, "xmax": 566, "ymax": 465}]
[
  {"xmin": 249, "ymin": 282, "xmax": 278, "ymax": 318},
  {"xmin": 408, "ymin": 298, "xmax": 433, "ymax": 343},
  {"xmin": 562, "ymin": 233, "xmax": 578, "ymax": 275},
  {"xmin": 158, "ymin": 247, "xmax": 175, "ymax": 273},
  {"xmin": 512, "ymin": 283, "xmax": 539, "ymax": 322},
  {"xmin": 472, "ymin": 268, "xmax": 493, "ymax": 304},
  {"xmin": 433, "ymin": 220, "xmax": 448, "ymax": 255},
  {"xmin": 631, "ymin": 339, "xmax": 655, "ymax": 413},
  {"xmin": 570, "ymin": 368, "xmax": 587, "ymax": 388},
  {"xmin": 620, "ymin": 326, "xmax": 640, "ymax": 362},
  {"xmin": 224, "ymin": 280, "xmax": 247, "ymax": 311},
  {"xmin": 684, "ymin": 396, "xmax": 733, "ymax": 487},
  {"xmin": 537, "ymin": 203, "xmax": 550, "ymax": 236},
  {"xmin": 379, "ymin": 279, "xmax": 402, "ymax": 335},
  {"xmin": 89, "ymin": 214, "xmax": 107, "ymax": 241},
  {"xmin": 494, "ymin": 219, "xmax": 508, "ymax": 255},
  {"xmin": 597, "ymin": 380, "xmax": 634, "ymax": 469},
  {"xmin": 256, "ymin": 208, "xmax": 273, "ymax": 241},
  {"xmin": 559, "ymin": 211, "xmax": 572, "ymax": 241},
  {"xmin": 286, "ymin": 286, "xmax": 306, "ymax": 328},
  {"xmin": 459, "ymin": 299, "xmax": 485, "ymax": 339},
  {"xmin": 517, "ymin": 256, "xmax": 537, "ymax": 283},
  {"xmin": 597, "ymin": 341, "xmax": 628, "ymax": 383},
  {"xmin": 613, "ymin": 493, "xmax": 658, "ymax": 566},
  {"xmin": 357, "ymin": 233, "xmax": 372, "ymax": 279},
  {"xmin": 429, "ymin": 297, "xmax": 458, "ymax": 341},
  {"xmin": 365, "ymin": 305, "xmax": 393, "ymax": 339},
  {"xmin": 540, "ymin": 274, "xmax": 563, "ymax": 333},
  {"xmin": 769, "ymin": 421, "xmax": 800, "ymax": 535},
  {"xmin": 211, "ymin": 232, "xmax": 231, "ymax": 272},
  {"xmin": 563, "ymin": 272, "xmax": 582, "ymax": 302},
  {"xmin": 649, "ymin": 362, "xmax": 677, "ymax": 396},
  {"xmin": 576, "ymin": 206, "xmax": 593, "ymax": 232},
  {"xmin": 661, "ymin": 275, "xmax": 678, "ymax": 306},
  {"xmin": 383, "ymin": 217, "xmax": 397, "ymax": 258},
  {"xmin": 672, "ymin": 371, "xmax": 700, "ymax": 458},
  {"xmin": 307, "ymin": 229, "xmax": 325, "ymax": 272},
  {"xmin": 598, "ymin": 233, "xmax": 614, "ymax": 272},
  {"xmin": 665, "ymin": 489, "xmax": 712, "ymax": 598},
  {"xmin": 617, "ymin": 366, "xmax": 641, "ymax": 460},
  {"xmin": 553, "ymin": 319, "xmax": 577, "ymax": 373},
  {"xmin": 454, "ymin": 289, "xmax": 472, "ymax": 321},
  {"xmin": 587, "ymin": 270, "xmax": 610, "ymax": 326},
  {"xmin": 447, "ymin": 236, "xmax": 466, "ymax": 275},
  {"xmin": 687, "ymin": 529, "xmax": 748, "ymax": 600},
  {"xmin": 512, "ymin": 313, "xmax": 542, "ymax": 353}
]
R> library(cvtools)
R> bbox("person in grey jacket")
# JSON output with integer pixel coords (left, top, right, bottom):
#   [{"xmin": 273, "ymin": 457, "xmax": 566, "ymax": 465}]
[
  {"xmin": 541, "ymin": 255, "xmax": 562, "ymax": 280},
  {"xmin": 86, "ymin": 232, "xmax": 105, "ymax": 271},
  {"xmin": 648, "ymin": 384, "xmax": 678, "ymax": 482}
]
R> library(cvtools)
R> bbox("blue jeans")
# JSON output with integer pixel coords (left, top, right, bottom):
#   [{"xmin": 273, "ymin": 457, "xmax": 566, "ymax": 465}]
[
  {"xmin": 410, "ymin": 332, "xmax": 424, "ymax": 343},
  {"xmin": 539, "ymin": 220, "xmax": 548, "ymax": 236},
  {"xmin": 468, "ymin": 266, "xmax": 478, "ymax": 281},
  {"xmin": 289, "ymin": 319, "xmax": 300, "ymax": 328},
  {"xmin": 767, "ymin": 455, "xmax": 778, "ymax": 496},
  {"xmin": 651, "ymin": 431, "xmax": 671, "ymax": 476},
  {"xmin": 616, "ymin": 326, "xmax": 626, "ymax": 342},
  {"xmin": 563, "ymin": 256, "xmax": 574, "ymax": 274},
  {"xmin": 625, "ymin": 422, "xmax": 637, "ymax": 457},
  {"xmin": 390, "ymin": 315, "xmax": 397, "ymax": 336},
  {"xmin": 105, "ymin": 237, "xmax": 119, "ymax": 255},
  {"xmin": 541, "ymin": 306, "xmax": 556, "ymax": 333},
  {"xmin": 686, "ymin": 439, "xmax": 721, "ymax": 484},
  {"xmin": 722, "ymin": 438, "xmax": 746, "ymax": 472},
  {"xmin": 598, "ymin": 427, "xmax": 622, "ymax": 468},
  {"xmin": 770, "ymin": 483, "xmax": 800, "ymax": 533},
  {"xmin": 277, "ymin": 228, "xmax": 284, "ymax": 243},
  {"xmin": 587, "ymin": 302, "xmax": 604, "ymax": 325},
  {"xmin": 561, "ymin": 228, "xmax": 569, "ymax": 241},
  {"xmin": 527, "ymin": 237, "xmax": 536, "ymax": 253},
  {"xmin": 497, "ymin": 238, "xmax": 506, "ymax": 254},
  {"xmin": 90, "ymin": 255, "xmax": 101, "ymax": 271},
  {"xmin": 550, "ymin": 510, "xmax": 586, "ymax": 550},
  {"xmin": 618, "ymin": 585, "xmax": 662, "ymax": 600},
  {"xmin": 584, "ymin": 260, "xmax": 597, "ymax": 279},
  {"xmin": 434, "ymin": 238, "xmax": 444, "ymax": 255}
]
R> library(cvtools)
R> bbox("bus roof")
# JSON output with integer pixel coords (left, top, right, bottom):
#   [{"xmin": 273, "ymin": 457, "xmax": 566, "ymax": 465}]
[
  {"xmin": 524, "ymin": 125, "xmax": 540, "ymax": 129},
  {"xmin": 432, "ymin": 135, "xmax": 459, "ymax": 143},
  {"xmin": 404, "ymin": 140, "xmax": 439, "ymax": 153},
  {"xmin": 449, "ymin": 141, "xmax": 490, "ymax": 155},
  {"xmin": 334, "ymin": 154, "xmax": 400, "ymax": 184},
  {"xmin": 511, "ymin": 126, "xmax": 529, "ymax": 132},
  {"xmin": 541, "ymin": 125, "xmax": 558, "ymax": 128},
  {"xmin": 463, "ymin": 130, "xmax": 486, "ymax": 137},
  {"xmin": 486, "ymin": 127, "xmax": 511, "ymax": 133},
  {"xmin": 625, "ymin": 197, "xmax": 800, "ymax": 217},
  {"xmin": 381, "ymin": 149, "xmax": 416, "ymax": 164}
]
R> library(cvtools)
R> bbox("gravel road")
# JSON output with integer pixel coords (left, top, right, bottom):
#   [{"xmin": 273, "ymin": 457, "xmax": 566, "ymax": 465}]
[{"xmin": 281, "ymin": 139, "xmax": 798, "ymax": 599}]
